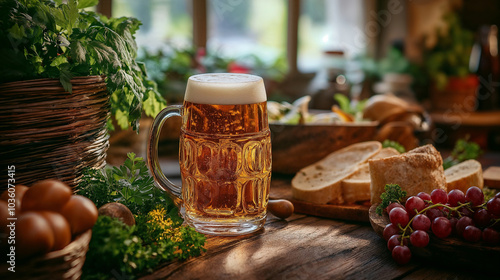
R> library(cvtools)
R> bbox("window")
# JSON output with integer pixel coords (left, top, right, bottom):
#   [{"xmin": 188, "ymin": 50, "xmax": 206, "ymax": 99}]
[
  {"xmin": 206, "ymin": 0, "xmax": 287, "ymax": 64},
  {"xmin": 298, "ymin": 0, "xmax": 366, "ymax": 72},
  {"xmin": 112, "ymin": 0, "xmax": 192, "ymax": 51}
]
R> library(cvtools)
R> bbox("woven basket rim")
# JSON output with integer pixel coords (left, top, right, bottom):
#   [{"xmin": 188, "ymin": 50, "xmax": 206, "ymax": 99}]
[
  {"xmin": 0, "ymin": 75, "xmax": 106, "ymax": 89},
  {"xmin": 0, "ymin": 229, "xmax": 92, "ymax": 270}
]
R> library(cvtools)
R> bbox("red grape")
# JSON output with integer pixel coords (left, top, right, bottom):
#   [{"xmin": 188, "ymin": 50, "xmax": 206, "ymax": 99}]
[
  {"xmin": 412, "ymin": 214, "xmax": 431, "ymax": 231},
  {"xmin": 389, "ymin": 207, "xmax": 409, "ymax": 227},
  {"xmin": 463, "ymin": 225, "xmax": 482, "ymax": 242},
  {"xmin": 410, "ymin": 230, "xmax": 429, "ymax": 247},
  {"xmin": 449, "ymin": 217, "xmax": 458, "ymax": 235},
  {"xmin": 432, "ymin": 217, "xmax": 452, "ymax": 238},
  {"xmin": 458, "ymin": 207, "xmax": 474, "ymax": 218},
  {"xmin": 426, "ymin": 208, "xmax": 444, "ymax": 222},
  {"xmin": 417, "ymin": 192, "xmax": 431, "ymax": 201},
  {"xmin": 456, "ymin": 216, "xmax": 475, "ymax": 237},
  {"xmin": 448, "ymin": 189, "xmax": 466, "ymax": 207},
  {"xmin": 495, "ymin": 192, "xmax": 500, "ymax": 199},
  {"xmin": 486, "ymin": 197, "xmax": 500, "ymax": 216},
  {"xmin": 431, "ymin": 189, "xmax": 448, "ymax": 204},
  {"xmin": 383, "ymin": 223, "xmax": 400, "ymax": 241},
  {"xmin": 386, "ymin": 202, "xmax": 404, "ymax": 214},
  {"xmin": 482, "ymin": 228, "xmax": 500, "ymax": 245},
  {"xmin": 387, "ymin": 234, "xmax": 406, "ymax": 251},
  {"xmin": 417, "ymin": 192, "xmax": 431, "ymax": 204},
  {"xmin": 473, "ymin": 209, "xmax": 492, "ymax": 228},
  {"xmin": 465, "ymin": 186, "xmax": 484, "ymax": 206},
  {"xmin": 392, "ymin": 245, "xmax": 411, "ymax": 265},
  {"xmin": 405, "ymin": 196, "xmax": 425, "ymax": 217}
]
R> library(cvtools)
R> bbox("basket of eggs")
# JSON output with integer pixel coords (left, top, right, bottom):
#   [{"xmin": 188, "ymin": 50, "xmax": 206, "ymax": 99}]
[{"xmin": 0, "ymin": 180, "xmax": 98, "ymax": 280}]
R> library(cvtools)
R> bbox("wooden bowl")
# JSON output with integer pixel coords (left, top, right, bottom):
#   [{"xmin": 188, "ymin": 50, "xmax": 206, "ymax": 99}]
[
  {"xmin": 369, "ymin": 204, "xmax": 500, "ymax": 271},
  {"xmin": 270, "ymin": 121, "xmax": 378, "ymax": 174}
]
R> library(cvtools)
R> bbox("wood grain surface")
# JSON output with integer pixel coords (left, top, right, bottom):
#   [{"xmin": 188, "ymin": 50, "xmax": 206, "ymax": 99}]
[
  {"xmin": 270, "ymin": 177, "xmax": 370, "ymax": 222},
  {"xmin": 139, "ymin": 178, "xmax": 498, "ymax": 280}
]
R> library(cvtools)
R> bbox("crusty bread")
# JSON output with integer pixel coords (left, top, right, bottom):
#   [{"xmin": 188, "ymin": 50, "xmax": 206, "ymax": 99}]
[
  {"xmin": 342, "ymin": 147, "xmax": 401, "ymax": 203},
  {"xmin": 445, "ymin": 159, "xmax": 483, "ymax": 193},
  {"xmin": 369, "ymin": 144, "xmax": 446, "ymax": 204},
  {"xmin": 292, "ymin": 141, "xmax": 382, "ymax": 204}
]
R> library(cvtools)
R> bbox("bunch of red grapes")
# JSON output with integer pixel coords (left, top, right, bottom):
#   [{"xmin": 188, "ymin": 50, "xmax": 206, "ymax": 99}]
[{"xmin": 383, "ymin": 186, "xmax": 500, "ymax": 265}]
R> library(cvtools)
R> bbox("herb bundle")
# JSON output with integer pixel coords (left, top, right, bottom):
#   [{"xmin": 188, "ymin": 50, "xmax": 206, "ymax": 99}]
[
  {"xmin": 0, "ymin": 0, "xmax": 165, "ymax": 130},
  {"xmin": 78, "ymin": 153, "xmax": 206, "ymax": 279}
]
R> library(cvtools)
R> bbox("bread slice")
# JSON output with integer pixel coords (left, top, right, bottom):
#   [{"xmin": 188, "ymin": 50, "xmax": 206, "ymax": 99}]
[
  {"xmin": 292, "ymin": 141, "xmax": 382, "ymax": 204},
  {"xmin": 342, "ymin": 147, "xmax": 401, "ymax": 203},
  {"xmin": 369, "ymin": 144, "xmax": 446, "ymax": 204},
  {"xmin": 445, "ymin": 159, "xmax": 483, "ymax": 193}
]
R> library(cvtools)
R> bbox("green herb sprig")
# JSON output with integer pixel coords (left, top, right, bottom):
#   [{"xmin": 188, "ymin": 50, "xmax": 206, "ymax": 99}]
[
  {"xmin": 442, "ymin": 137, "xmax": 482, "ymax": 170},
  {"xmin": 376, "ymin": 184, "xmax": 407, "ymax": 216},
  {"xmin": 82, "ymin": 215, "xmax": 206, "ymax": 279},
  {"xmin": 78, "ymin": 153, "xmax": 169, "ymax": 216},
  {"xmin": 79, "ymin": 153, "xmax": 206, "ymax": 279},
  {"xmin": 0, "ymin": 0, "xmax": 165, "ymax": 131}
]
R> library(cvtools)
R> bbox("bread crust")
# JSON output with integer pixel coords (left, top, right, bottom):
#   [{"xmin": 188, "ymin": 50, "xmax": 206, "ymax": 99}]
[
  {"xmin": 292, "ymin": 141, "xmax": 382, "ymax": 204},
  {"xmin": 445, "ymin": 159, "xmax": 483, "ymax": 193},
  {"xmin": 369, "ymin": 144, "xmax": 446, "ymax": 204}
]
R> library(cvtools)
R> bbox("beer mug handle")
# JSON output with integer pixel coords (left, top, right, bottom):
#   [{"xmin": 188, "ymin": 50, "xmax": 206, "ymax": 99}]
[{"xmin": 147, "ymin": 105, "xmax": 184, "ymax": 207}]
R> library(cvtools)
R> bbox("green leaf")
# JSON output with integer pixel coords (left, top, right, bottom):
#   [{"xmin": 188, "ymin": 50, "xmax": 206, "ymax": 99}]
[
  {"xmin": 59, "ymin": 63, "xmax": 73, "ymax": 93},
  {"xmin": 376, "ymin": 184, "xmax": 407, "ymax": 216},
  {"xmin": 78, "ymin": 0, "xmax": 99, "ymax": 9},
  {"xmin": 334, "ymin": 94, "xmax": 351, "ymax": 113},
  {"xmin": 50, "ymin": 55, "xmax": 68, "ymax": 67},
  {"xmin": 70, "ymin": 40, "xmax": 87, "ymax": 63}
]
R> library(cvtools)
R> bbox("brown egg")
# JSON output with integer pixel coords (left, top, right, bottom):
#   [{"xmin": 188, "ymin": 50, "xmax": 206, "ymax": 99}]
[
  {"xmin": 1, "ymin": 185, "xmax": 29, "ymax": 214},
  {"xmin": 16, "ymin": 212, "xmax": 54, "ymax": 259},
  {"xmin": 22, "ymin": 180, "xmax": 72, "ymax": 212},
  {"xmin": 61, "ymin": 195, "xmax": 98, "ymax": 235},
  {"xmin": 39, "ymin": 211, "xmax": 72, "ymax": 251}
]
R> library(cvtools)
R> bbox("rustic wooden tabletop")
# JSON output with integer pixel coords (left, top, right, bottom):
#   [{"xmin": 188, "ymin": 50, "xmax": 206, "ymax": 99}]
[
  {"xmin": 134, "ymin": 150, "xmax": 500, "ymax": 280},
  {"xmin": 138, "ymin": 179, "xmax": 497, "ymax": 280}
]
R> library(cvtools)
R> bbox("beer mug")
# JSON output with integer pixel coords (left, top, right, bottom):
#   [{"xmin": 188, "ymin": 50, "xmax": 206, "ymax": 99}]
[{"xmin": 147, "ymin": 73, "xmax": 272, "ymax": 236}]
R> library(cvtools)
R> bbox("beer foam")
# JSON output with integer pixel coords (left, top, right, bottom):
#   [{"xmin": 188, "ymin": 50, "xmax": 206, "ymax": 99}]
[{"xmin": 185, "ymin": 73, "xmax": 267, "ymax": 104}]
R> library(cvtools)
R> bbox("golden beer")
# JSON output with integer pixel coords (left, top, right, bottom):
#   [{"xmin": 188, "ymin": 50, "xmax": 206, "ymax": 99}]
[
  {"xmin": 180, "ymin": 101, "xmax": 271, "ymax": 224},
  {"xmin": 148, "ymin": 73, "xmax": 272, "ymax": 235}
]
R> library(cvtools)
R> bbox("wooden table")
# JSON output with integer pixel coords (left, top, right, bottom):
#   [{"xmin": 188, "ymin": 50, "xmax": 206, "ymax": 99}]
[{"xmin": 139, "ymin": 155, "xmax": 499, "ymax": 280}]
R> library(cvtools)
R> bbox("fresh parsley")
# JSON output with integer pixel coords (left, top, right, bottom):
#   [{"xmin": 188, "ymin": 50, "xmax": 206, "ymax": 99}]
[
  {"xmin": 79, "ymin": 153, "xmax": 206, "ymax": 279},
  {"xmin": 0, "ymin": 0, "xmax": 166, "ymax": 131},
  {"xmin": 78, "ymin": 153, "xmax": 170, "ymax": 216},
  {"xmin": 442, "ymin": 137, "xmax": 482, "ymax": 170},
  {"xmin": 376, "ymin": 184, "xmax": 407, "ymax": 216},
  {"xmin": 82, "ymin": 215, "xmax": 206, "ymax": 279}
]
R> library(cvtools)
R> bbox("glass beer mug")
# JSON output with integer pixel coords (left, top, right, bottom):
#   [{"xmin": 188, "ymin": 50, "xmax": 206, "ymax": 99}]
[{"xmin": 147, "ymin": 73, "xmax": 272, "ymax": 236}]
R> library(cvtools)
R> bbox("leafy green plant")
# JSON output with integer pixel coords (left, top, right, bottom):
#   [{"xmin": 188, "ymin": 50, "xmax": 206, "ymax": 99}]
[
  {"xmin": 442, "ymin": 137, "xmax": 482, "ymax": 170},
  {"xmin": 83, "ymin": 215, "xmax": 206, "ymax": 279},
  {"xmin": 422, "ymin": 12, "xmax": 475, "ymax": 89},
  {"xmin": 0, "ymin": 0, "xmax": 165, "ymax": 131},
  {"xmin": 376, "ymin": 184, "xmax": 407, "ymax": 216},
  {"xmin": 334, "ymin": 93, "xmax": 367, "ymax": 120},
  {"xmin": 78, "ymin": 153, "xmax": 169, "ymax": 215},
  {"xmin": 79, "ymin": 153, "xmax": 206, "ymax": 279}
]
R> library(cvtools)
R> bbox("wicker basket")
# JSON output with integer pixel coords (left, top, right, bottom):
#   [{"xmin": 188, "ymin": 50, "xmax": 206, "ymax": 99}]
[
  {"xmin": 0, "ymin": 76, "xmax": 110, "ymax": 191},
  {"xmin": 0, "ymin": 230, "xmax": 92, "ymax": 280}
]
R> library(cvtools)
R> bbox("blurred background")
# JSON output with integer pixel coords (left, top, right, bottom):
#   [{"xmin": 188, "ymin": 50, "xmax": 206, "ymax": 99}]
[{"xmin": 94, "ymin": 0, "xmax": 500, "ymax": 163}]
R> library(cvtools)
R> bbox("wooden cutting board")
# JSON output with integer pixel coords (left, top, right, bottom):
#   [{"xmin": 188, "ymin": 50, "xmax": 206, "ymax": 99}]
[
  {"xmin": 269, "ymin": 179, "xmax": 370, "ymax": 222},
  {"xmin": 483, "ymin": 166, "xmax": 500, "ymax": 189}
]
